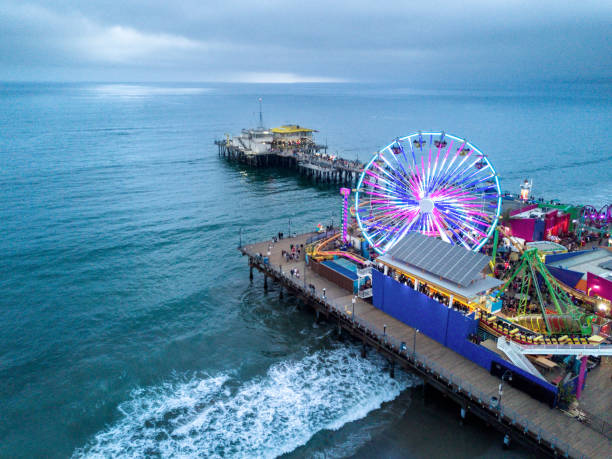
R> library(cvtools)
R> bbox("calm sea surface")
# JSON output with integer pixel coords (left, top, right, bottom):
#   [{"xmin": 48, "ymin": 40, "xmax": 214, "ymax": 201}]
[{"xmin": 1, "ymin": 82, "xmax": 610, "ymax": 458}]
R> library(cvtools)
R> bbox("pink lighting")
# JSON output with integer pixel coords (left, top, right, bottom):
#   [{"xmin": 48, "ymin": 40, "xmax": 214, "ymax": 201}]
[
  {"xmin": 587, "ymin": 272, "xmax": 612, "ymax": 302},
  {"xmin": 340, "ymin": 187, "xmax": 351, "ymax": 243}
]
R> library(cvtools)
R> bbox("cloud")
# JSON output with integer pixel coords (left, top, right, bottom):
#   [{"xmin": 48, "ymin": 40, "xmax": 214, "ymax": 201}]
[
  {"xmin": 76, "ymin": 25, "xmax": 203, "ymax": 64},
  {"xmin": 0, "ymin": 0, "xmax": 610, "ymax": 84},
  {"xmin": 0, "ymin": 3, "xmax": 209, "ymax": 65}
]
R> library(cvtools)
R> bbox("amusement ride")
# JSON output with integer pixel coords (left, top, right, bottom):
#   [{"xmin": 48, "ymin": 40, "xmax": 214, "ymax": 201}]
[
  {"xmin": 354, "ymin": 132, "xmax": 502, "ymax": 254},
  {"xmin": 307, "ymin": 131, "xmax": 610, "ymax": 351}
]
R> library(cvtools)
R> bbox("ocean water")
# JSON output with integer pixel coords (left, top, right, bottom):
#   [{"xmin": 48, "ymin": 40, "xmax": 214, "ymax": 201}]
[{"xmin": 1, "ymin": 82, "xmax": 610, "ymax": 458}]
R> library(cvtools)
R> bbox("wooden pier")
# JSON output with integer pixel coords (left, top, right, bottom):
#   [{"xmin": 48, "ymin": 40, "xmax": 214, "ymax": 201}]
[
  {"xmin": 215, "ymin": 139, "xmax": 362, "ymax": 184},
  {"xmin": 240, "ymin": 232, "xmax": 612, "ymax": 458}
]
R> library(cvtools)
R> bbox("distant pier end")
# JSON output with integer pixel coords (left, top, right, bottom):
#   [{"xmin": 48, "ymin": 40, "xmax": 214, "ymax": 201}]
[{"xmin": 215, "ymin": 124, "xmax": 363, "ymax": 184}]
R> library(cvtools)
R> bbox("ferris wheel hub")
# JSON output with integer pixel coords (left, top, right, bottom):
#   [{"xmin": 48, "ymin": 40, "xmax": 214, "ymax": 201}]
[{"xmin": 419, "ymin": 198, "xmax": 435, "ymax": 214}]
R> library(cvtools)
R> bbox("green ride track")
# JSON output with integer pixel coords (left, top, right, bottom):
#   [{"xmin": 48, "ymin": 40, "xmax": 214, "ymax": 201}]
[{"xmin": 495, "ymin": 248, "xmax": 594, "ymax": 336}]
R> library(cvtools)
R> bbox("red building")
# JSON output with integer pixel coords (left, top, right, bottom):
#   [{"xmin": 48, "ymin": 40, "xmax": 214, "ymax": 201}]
[{"xmin": 509, "ymin": 205, "xmax": 570, "ymax": 242}]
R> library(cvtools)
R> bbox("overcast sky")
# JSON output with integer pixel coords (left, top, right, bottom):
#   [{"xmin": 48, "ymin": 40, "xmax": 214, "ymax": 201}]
[{"xmin": 1, "ymin": 0, "xmax": 611, "ymax": 84}]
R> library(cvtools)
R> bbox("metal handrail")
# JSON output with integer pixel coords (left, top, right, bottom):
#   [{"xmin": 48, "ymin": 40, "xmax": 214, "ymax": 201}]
[
  {"xmin": 238, "ymin": 226, "xmax": 321, "ymax": 248},
  {"xmin": 519, "ymin": 343, "xmax": 612, "ymax": 355}
]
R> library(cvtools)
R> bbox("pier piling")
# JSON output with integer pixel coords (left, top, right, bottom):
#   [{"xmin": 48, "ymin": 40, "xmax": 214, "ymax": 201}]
[
  {"xmin": 216, "ymin": 138, "xmax": 362, "ymax": 185},
  {"xmin": 503, "ymin": 433, "xmax": 512, "ymax": 449}
]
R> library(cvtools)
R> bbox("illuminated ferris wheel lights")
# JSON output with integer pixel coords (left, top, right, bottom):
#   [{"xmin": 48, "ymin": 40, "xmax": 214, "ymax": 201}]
[{"xmin": 356, "ymin": 132, "xmax": 502, "ymax": 254}]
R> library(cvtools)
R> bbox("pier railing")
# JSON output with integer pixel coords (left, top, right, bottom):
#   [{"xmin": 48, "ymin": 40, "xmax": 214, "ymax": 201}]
[
  {"xmin": 238, "ymin": 225, "xmax": 323, "ymax": 249},
  {"xmin": 580, "ymin": 408, "xmax": 612, "ymax": 441},
  {"xmin": 252, "ymin": 259, "xmax": 587, "ymax": 458}
]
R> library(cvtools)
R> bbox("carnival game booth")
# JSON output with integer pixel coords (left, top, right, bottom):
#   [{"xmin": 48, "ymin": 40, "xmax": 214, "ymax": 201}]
[{"xmin": 508, "ymin": 205, "xmax": 570, "ymax": 242}]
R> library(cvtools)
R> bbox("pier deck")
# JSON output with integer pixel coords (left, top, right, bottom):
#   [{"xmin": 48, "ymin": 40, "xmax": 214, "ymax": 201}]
[
  {"xmin": 241, "ymin": 233, "xmax": 612, "ymax": 458},
  {"xmin": 216, "ymin": 139, "xmax": 362, "ymax": 183}
]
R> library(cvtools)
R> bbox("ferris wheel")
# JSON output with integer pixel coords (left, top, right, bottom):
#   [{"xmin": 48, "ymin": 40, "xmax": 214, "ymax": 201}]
[{"xmin": 355, "ymin": 132, "xmax": 502, "ymax": 254}]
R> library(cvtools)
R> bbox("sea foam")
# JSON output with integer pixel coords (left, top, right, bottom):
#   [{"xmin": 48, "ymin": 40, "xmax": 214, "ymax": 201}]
[{"xmin": 74, "ymin": 347, "xmax": 415, "ymax": 458}]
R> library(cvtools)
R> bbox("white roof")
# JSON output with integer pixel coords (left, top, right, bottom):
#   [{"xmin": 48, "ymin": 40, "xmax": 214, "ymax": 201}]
[
  {"xmin": 378, "ymin": 254, "xmax": 504, "ymax": 301},
  {"xmin": 548, "ymin": 248, "xmax": 612, "ymax": 279}
]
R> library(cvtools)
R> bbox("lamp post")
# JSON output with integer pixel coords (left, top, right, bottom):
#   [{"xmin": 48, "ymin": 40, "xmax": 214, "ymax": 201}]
[
  {"xmin": 352, "ymin": 295, "xmax": 356, "ymax": 322},
  {"xmin": 413, "ymin": 329, "xmax": 419, "ymax": 361}
]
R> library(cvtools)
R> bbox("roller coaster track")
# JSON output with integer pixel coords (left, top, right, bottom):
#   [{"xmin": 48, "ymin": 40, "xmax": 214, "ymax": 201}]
[{"xmin": 309, "ymin": 228, "xmax": 369, "ymax": 264}]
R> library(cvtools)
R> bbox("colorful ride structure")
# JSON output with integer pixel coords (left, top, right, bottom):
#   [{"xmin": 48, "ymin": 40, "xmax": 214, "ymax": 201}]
[
  {"xmin": 355, "ymin": 132, "xmax": 502, "ymax": 254},
  {"xmin": 576, "ymin": 203, "xmax": 611, "ymax": 244},
  {"xmin": 494, "ymin": 249, "xmax": 594, "ymax": 337},
  {"xmin": 581, "ymin": 204, "xmax": 612, "ymax": 226},
  {"xmin": 308, "ymin": 131, "xmax": 606, "ymax": 351},
  {"xmin": 307, "ymin": 230, "xmax": 367, "ymax": 265},
  {"xmin": 578, "ymin": 204, "xmax": 612, "ymax": 238}
]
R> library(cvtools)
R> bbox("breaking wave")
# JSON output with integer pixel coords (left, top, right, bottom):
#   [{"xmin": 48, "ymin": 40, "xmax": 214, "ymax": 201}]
[{"xmin": 74, "ymin": 347, "xmax": 414, "ymax": 458}]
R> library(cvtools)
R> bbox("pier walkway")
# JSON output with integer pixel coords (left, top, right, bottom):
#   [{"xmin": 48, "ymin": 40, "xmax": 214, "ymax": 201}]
[{"xmin": 241, "ymin": 232, "xmax": 612, "ymax": 459}]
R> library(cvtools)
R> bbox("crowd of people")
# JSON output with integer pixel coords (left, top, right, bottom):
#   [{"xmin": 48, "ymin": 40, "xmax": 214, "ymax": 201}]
[
  {"xmin": 376, "ymin": 268, "xmax": 473, "ymax": 315},
  {"xmin": 558, "ymin": 230, "xmax": 610, "ymax": 251},
  {"xmin": 281, "ymin": 243, "xmax": 304, "ymax": 262}
]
